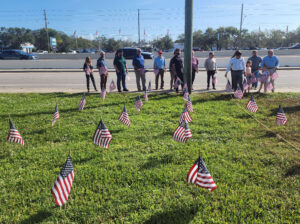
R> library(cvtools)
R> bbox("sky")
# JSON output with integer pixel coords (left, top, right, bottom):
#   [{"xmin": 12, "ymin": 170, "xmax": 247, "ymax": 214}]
[{"xmin": 1, "ymin": 0, "xmax": 299, "ymax": 41}]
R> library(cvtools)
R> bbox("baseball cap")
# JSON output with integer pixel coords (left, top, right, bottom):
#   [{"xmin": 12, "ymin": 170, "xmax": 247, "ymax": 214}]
[{"xmin": 158, "ymin": 50, "xmax": 163, "ymax": 54}]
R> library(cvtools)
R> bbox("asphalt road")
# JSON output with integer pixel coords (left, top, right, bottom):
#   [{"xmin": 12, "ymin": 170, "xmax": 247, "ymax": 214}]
[{"xmin": 0, "ymin": 70, "xmax": 299, "ymax": 93}]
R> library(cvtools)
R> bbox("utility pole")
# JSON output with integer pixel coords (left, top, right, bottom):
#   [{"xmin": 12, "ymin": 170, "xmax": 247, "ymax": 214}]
[
  {"xmin": 43, "ymin": 9, "xmax": 50, "ymax": 53},
  {"xmin": 138, "ymin": 9, "xmax": 141, "ymax": 47},
  {"xmin": 183, "ymin": 0, "xmax": 193, "ymax": 94},
  {"xmin": 239, "ymin": 3, "xmax": 244, "ymax": 49}
]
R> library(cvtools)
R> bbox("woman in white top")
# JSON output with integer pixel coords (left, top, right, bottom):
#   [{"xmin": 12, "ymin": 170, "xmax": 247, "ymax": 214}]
[{"xmin": 225, "ymin": 50, "xmax": 245, "ymax": 92}]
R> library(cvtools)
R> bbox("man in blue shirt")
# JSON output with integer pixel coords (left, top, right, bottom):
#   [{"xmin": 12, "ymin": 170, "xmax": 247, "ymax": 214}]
[
  {"xmin": 132, "ymin": 48, "xmax": 146, "ymax": 91},
  {"xmin": 248, "ymin": 50, "xmax": 262, "ymax": 89},
  {"xmin": 261, "ymin": 49, "xmax": 279, "ymax": 92},
  {"xmin": 153, "ymin": 50, "xmax": 166, "ymax": 90}
]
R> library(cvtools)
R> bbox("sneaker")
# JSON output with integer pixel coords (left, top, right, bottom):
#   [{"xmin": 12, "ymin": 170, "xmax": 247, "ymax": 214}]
[
  {"xmin": 207, "ymin": 87, "xmax": 210, "ymax": 90},
  {"xmin": 123, "ymin": 89, "xmax": 129, "ymax": 91},
  {"xmin": 118, "ymin": 90, "xmax": 122, "ymax": 93},
  {"xmin": 95, "ymin": 89, "xmax": 98, "ymax": 92},
  {"xmin": 272, "ymin": 88, "xmax": 275, "ymax": 93},
  {"xmin": 213, "ymin": 87, "xmax": 216, "ymax": 90},
  {"xmin": 160, "ymin": 87, "xmax": 164, "ymax": 90}
]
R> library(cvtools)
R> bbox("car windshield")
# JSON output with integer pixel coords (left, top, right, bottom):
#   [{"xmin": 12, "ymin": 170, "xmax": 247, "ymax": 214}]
[{"xmin": 16, "ymin": 50, "xmax": 26, "ymax": 55}]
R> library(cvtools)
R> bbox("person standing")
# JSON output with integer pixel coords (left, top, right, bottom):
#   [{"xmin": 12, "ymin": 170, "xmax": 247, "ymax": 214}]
[
  {"xmin": 192, "ymin": 51, "xmax": 199, "ymax": 86},
  {"xmin": 113, "ymin": 50, "xmax": 128, "ymax": 92},
  {"xmin": 260, "ymin": 49, "xmax": 279, "ymax": 92},
  {"xmin": 204, "ymin": 52, "xmax": 217, "ymax": 90},
  {"xmin": 153, "ymin": 50, "xmax": 166, "ymax": 90},
  {"xmin": 169, "ymin": 51, "xmax": 176, "ymax": 90},
  {"xmin": 248, "ymin": 50, "xmax": 262, "ymax": 90},
  {"xmin": 83, "ymin": 56, "xmax": 97, "ymax": 92},
  {"xmin": 170, "ymin": 48, "xmax": 184, "ymax": 93},
  {"xmin": 225, "ymin": 50, "xmax": 245, "ymax": 92},
  {"xmin": 132, "ymin": 48, "xmax": 146, "ymax": 91},
  {"xmin": 97, "ymin": 51, "xmax": 108, "ymax": 90}
]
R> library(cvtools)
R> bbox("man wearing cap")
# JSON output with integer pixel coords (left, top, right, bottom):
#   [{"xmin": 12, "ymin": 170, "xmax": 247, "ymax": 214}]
[
  {"xmin": 261, "ymin": 49, "xmax": 279, "ymax": 92},
  {"xmin": 248, "ymin": 50, "xmax": 262, "ymax": 90},
  {"xmin": 153, "ymin": 50, "xmax": 166, "ymax": 90},
  {"xmin": 132, "ymin": 48, "xmax": 146, "ymax": 91},
  {"xmin": 204, "ymin": 52, "xmax": 217, "ymax": 90}
]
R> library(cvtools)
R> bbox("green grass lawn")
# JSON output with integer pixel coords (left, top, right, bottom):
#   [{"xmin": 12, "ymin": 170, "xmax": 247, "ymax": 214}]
[{"xmin": 0, "ymin": 92, "xmax": 299, "ymax": 223}]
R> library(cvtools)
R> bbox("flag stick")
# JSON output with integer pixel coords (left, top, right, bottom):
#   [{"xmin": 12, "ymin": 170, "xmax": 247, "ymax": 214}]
[{"xmin": 68, "ymin": 149, "xmax": 71, "ymax": 157}]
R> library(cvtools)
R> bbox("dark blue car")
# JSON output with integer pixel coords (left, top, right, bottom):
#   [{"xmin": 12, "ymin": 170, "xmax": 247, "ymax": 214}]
[{"xmin": 0, "ymin": 50, "xmax": 38, "ymax": 60}]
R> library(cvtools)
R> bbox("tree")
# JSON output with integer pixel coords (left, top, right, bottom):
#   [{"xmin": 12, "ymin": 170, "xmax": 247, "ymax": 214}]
[{"xmin": 152, "ymin": 35, "xmax": 174, "ymax": 50}]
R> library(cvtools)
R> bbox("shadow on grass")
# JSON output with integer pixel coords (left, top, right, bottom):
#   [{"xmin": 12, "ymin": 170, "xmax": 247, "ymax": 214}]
[
  {"xmin": 143, "ymin": 204, "xmax": 199, "ymax": 224},
  {"xmin": 193, "ymin": 93, "xmax": 233, "ymax": 104},
  {"xmin": 284, "ymin": 164, "xmax": 300, "ymax": 177},
  {"xmin": 20, "ymin": 210, "xmax": 52, "ymax": 224},
  {"xmin": 140, "ymin": 154, "xmax": 174, "ymax": 170}
]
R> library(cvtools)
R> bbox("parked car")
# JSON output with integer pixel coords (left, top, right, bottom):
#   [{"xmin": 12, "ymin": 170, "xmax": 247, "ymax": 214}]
[
  {"xmin": 192, "ymin": 47, "xmax": 203, "ymax": 52},
  {"xmin": 0, "ymin": 50, "xmax": 38, "ymax": 60},
  {"xmin": 288, "ymin": 43, "xmax": 300, "ymax": 49},
  {"xmin": 118, "ymin": 47, "xmax": 153, "ymax": 59},
  {"xmin": 36, "ymin": 50, "xmax": 48, "ymax": 54}
]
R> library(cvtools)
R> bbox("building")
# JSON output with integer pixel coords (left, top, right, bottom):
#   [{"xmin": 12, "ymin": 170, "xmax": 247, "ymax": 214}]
[{"xmin": 21, "ymin": 43, "xmax": 34, "ymax": 54}]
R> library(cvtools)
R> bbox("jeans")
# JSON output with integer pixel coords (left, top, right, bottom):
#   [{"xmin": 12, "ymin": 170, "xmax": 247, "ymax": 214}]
[
  {"xmin": 134, "ymin": 69, "xmax": 146, "ymax": 91},
  {"xmin": 175, "ymin": 72, "xmax": 184, "ymax": 93},
  {"xmin": 231, "ymin": 70, "xmax": 244, "ymax": 92},
  {"xmin": 192, "ymin": 69, "xmax": 196, "ymax": 84},
  {"xmin": 170, "ymin": 70, "xmax": 175, "ymax": 89},
  {"xmin": 251, "ymin": 70, "xmax": 259, "ymax": 88},
  {"xmin": 100, "ymin": 74, "xmax": 107, "ymax": 90},
  {"xmin": 155, "ymin": 69, "xmax": 164, "ymax": 89},
  {"xmin": 86, "ymin": 73, "xmax": 97, "ymax": 91},
  {"xmin": 207, "ymin": 70, "xmax": 216, "ymax": 88},
  {"xmin": 116, "ymin": 71, "xmax": 127, "ymax": 91}
]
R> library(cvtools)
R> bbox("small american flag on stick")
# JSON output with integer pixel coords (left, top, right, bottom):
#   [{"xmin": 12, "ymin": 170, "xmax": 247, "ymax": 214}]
[
  {"xmin": 93, "ymin": 120, "xmax": 112, "ymax": 148},
  {"xmin": 100, "ymin": 88, "xmax": 106, "ymax": 101},
  {"xmin": 7, "ymin": 119, "xmax": 24, "ymax": 146},
  {"xmin": 225, "ymin": 79, "xmax": 232, "ymax": 92},
  {"xmin": 183, "ymin": 89, "xmax": 189, "ymax": 101},
  {"xmin": 271, "ymin": 72, "xmax": 278, "ymax": 81},
  {"xmin": 109, "ymin": 80, "xmax": 116, "ymax": 92},
  {"xmin": 52, "ymin": 104, "xmax": 60, "ymax": 126},
  {"xmin": 78, "ymin": 94, "xmax": 86, "ymax": 111},
  {"xmin": 173, "ymin": 78, "xmax": 181, "ymax": 89},
  {"xmin": 119, "ymin": 104, "xmax": 130, "ymax": 126},
  {"xmin": 243, "ymin": 79, "xmax": 249, "ymax": 91},
  {"xmin": 148, "ymin": 81, "xmax": 152, "ymax": 92},
  {"xmin": 183, "ymin": 83, "xmax": 188, "ymax": 92},
  {"xmin": 266, "ymin": 81, "xmax": 273, "ymax": 92},
  {"xmin": 187, "ymin": 156, "xmax": 217, "ymax": 192},
  {"xmin": 234, "ymin": 88, "xmax": 243, "ymax": 99},
  {"xmin": 173, "ymin": 120, "xmax": 192, "ymax": 143},
  {"xmin": 179, "ymin": 105, "xmax": 192, "ymax": 124},
  {"xmin": 246, "ymin": 96, "xmax": 258, "ymax": 112},
  {"xmin": 186, "ymin": 96, "xmax": 193, "ymax": 113},
  {"xmin": 144, "ymin": 91, "xmax": 148, "ymax": 102},
  {"xmin": 276, "ymin": 105, "xmax": 287, "ymax": 125},
  {"xmin": 51, "ymin": 156, "xmax": 74, "ymax": 207},
  {"xmin": 134, "ymin": 96, "xmax": 143, "ymax": 112}
]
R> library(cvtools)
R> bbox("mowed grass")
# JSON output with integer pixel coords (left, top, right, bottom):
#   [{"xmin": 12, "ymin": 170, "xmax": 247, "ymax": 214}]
[{"xmin": 0, "ymin": 92, "xmax": 299, "ymax": 224}]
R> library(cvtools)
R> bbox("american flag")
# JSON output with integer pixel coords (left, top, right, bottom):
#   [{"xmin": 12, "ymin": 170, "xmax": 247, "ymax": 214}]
[
  {"xmin": 7, "ymin": 119, "xmax": 24, "ymax": 146},
  {"xmin": 246, "ymin": 96, "xmax": 258, "ymax": 112},
  {"xmin": 186, "ymin": 96, "xmax": 193, "ymax": 113},
  {"xmin": 183, "ymin": 89, "xmax": 189, "ymax": 101},
  {"xmin": 173, "ymin": 77, "xmax": 181, "ymax": 89},
  {"xmin": 226, "ymin": 79, "xmax": 232, "ymax": 92},
  {"xmin": 144, "ymin": 91, "xmax": 148, "ymax": 102},
  {"xmin": 93, "ymin": 120, "xmax": 112, "ymax": 148},
  {"xmin": 179, "ymin": 105, "xmax": 192, "ymax": 124},
  {"xmin": 109, "ymin": 80, "xmax": 116, "ymax": 92},
  {"xmin": 173, "ymin": 120, "xmax": 192, "ymax": 143},
  {"xmin": 183, "ymin": 83, "xmax": 188, "ymax": 92},
  {"xmin": 212, "ymin": 76, "xmax": 218, "ymax": 85},
  {"xmin": 266, "ymin": 81, "xmax": 273, "ymax": 92},
  {"xmin": 243, "ymin": 79, "xmax": 249, "ymax": 91},
  {"xmin": 234, "ymin": 89, "xmax": 243, "ymax": 99},
  {"xmin": 271, "ymin": 72, "xmax": 278, "ymax": 81},
  {"xmin": 148, "ymin": 81, "xmax": 152, "ymax": 92},
  {"xmin": 52, "ymin": 104, "xmax": 60, "ymax": 126},
  {"xmin": 251, "ymin": 73, "xmax": 257, "ymax": 84},
  {"xmin": 186, "ymin": 156, "xmax": 217, "ymax": 192},
  {"xmin": 100, "ymin": 88, "xmax": 106, "ymax": 101},
  {"xmin": 51, "ymin": 156, "xmax": 74, "ymax": 207},
  {"xmin": 78, "ymin": 94, "xmax": 86, "ymax": 111},
  {"xmin": 276, "ymin": 105, "xmax": 288, "ymax": 125},
  {"xmin": 134, "ymin": 96, "xmax": 143, "ymax": 112},
  {"xmin": 119, "ymin": 104, "xmax": 130, "ymax": 126}
]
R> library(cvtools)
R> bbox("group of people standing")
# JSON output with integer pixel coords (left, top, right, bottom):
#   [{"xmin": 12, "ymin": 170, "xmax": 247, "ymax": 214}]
[
  {"xmin": 82, "ymin": 48, "xmax": 279, "ymax": 94},
  {"xmin": 225, "ymin": 49, "xmax": 279, "ymax": 93}
]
